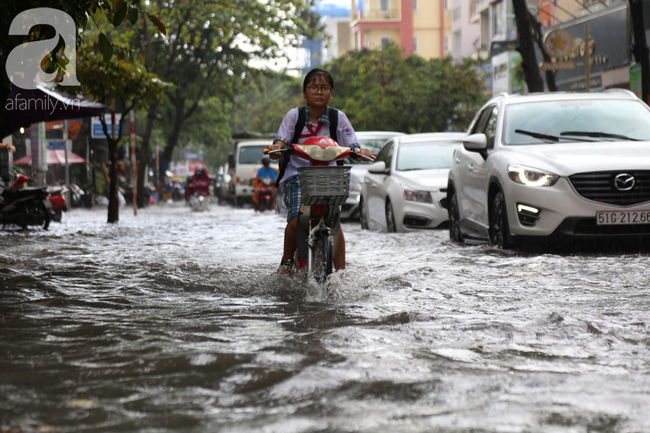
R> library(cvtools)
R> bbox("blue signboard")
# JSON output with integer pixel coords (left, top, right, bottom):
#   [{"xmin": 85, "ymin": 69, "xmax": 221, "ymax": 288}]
[
  {"xmin": 92, "ymin": 115, "xmax": 121, "ymax": 138},
  {"xmin": 48, "ymin": 140, "xmax": 65, "ymax": 150}
]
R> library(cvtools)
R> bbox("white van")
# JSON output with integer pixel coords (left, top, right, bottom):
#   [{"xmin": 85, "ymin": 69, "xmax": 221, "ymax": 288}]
[{"xmin": 227, "ymin": 138, "xmax": 277, "ymax": 206}]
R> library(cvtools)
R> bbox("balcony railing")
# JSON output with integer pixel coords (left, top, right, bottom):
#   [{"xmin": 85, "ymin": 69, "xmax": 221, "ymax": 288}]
[{"xmin": 359, "ymin": 8, "xmax": 400, "ymax": 20}]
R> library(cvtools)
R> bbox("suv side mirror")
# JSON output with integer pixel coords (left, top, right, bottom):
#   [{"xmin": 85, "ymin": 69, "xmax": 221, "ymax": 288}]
[
  {"xmin": 463, "ymin": 134, "xmax": 488, "ymax": 160},
  {"xmin": 228, "ymin": 153, "xmax": 235, "ymax": 167},
  {"xmin": 368, "ymin": 160, "xmax": 389, "ymax": 174}
]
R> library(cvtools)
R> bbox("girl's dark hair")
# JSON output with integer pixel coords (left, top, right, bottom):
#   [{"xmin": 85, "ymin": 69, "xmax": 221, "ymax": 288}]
[{"xmin": 303, "ymin": 68, "xmax": 334, "ymax": 91}]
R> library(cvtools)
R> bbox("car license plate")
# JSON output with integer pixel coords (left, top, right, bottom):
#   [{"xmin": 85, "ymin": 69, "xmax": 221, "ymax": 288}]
[{"xmin": 596, "ymin": 211, "xmax": 650, "ymax": 225}]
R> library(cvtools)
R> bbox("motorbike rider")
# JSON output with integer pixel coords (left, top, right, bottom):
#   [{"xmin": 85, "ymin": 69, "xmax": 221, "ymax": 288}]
[
  {"xmin": 267, "ymin": 68, "xmax": 373, "ymax": 274},
  {"xmin": 252, "ymin": 156, "xmax": 278, "ymax": 211},
  {"xmin": 185, "ymin": 165, "xmax": 211, "ymax": 199}
]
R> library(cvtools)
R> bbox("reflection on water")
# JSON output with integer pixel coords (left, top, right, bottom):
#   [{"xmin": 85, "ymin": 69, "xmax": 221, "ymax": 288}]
[{"xmin": 1, "ymin": 204, "xmax": 650, "ymax": 432}]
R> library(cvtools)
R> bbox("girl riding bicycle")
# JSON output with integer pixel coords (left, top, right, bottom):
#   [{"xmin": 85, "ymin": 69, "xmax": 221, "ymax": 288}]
[{"xmin": 268, "ymin": 68, "xmax": 373, "ymax": 274}]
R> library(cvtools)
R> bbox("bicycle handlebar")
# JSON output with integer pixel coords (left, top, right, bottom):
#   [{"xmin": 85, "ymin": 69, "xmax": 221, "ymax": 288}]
[
  {"xmin": 264, "ymin": 147, "xmax": 375, "ymax": 161},
  {"xmin": 352, "ymin": 149, "xmax": 376, "ymax": 162}
]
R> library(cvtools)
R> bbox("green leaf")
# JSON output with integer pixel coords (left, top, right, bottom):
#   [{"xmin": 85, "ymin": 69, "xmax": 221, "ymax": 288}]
[
  {"xmin": 98, "ymin": 33, "xmax": 114, "ymax": 62},
  {"xmin": 128, "ymin": 7, "xmax": 139, "ymax": 26},
  {"xmin": 113, "ymin": 2, "xmax": 128, "ymax": 27}
]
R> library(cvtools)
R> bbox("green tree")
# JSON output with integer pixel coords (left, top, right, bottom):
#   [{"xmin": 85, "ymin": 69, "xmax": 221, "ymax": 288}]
[
  {"xmin": 76, "ymin": 48, "xmax": 167, "ymax": 223},
  {"xmin": 230, "ymin": 72, "xmax": 304, "ymax": 135},
  {"xmin": 131, "ymin": 0, "xmax": 325, "ymax": 207},
  {"xmin": 325, "ymin": 47, "xmax": 487, "ymax": 133}
]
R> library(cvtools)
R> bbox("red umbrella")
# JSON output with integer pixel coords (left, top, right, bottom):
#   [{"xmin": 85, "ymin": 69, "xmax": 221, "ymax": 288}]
[{"xmin": 14, "ymin": 149, "xmax": 87, "ymax": 165}]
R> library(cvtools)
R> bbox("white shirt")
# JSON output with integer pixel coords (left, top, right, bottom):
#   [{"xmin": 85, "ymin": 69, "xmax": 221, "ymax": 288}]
[{"xmin": 274, "ymin": 106, "xmax": 358, "ymax": 185}]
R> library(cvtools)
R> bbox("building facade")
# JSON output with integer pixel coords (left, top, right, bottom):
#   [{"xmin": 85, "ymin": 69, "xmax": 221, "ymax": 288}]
[
  {"xmin": 349, "ymin": 0, "xmax": 451, "ymax": 59},
  {"xmin": 451, "ymin": 0, "xmax": 481, "ymax": 61}
]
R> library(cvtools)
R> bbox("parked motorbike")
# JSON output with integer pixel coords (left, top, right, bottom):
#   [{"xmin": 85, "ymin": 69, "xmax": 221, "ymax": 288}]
[
  {"xmin": 68, "ymin": 182, "xmax": 86, "ymax": 208},
  {"xmin": 47, "ymin": 186, "xmax": 67, "ymax": 222},
  {"xmin": 256, "ymin": 176, "xmax": 275, "ymax": 212},
  {"xmin": 0, "ymin": 176, "xmax": 51, "ymax": 230},
  {"xmin": 266, "ymin": 136, "xmax": 373, "ymax": 283},
  {"xmin": 10, "ymin": 173, "xmax": 67, "ymax": 222}
]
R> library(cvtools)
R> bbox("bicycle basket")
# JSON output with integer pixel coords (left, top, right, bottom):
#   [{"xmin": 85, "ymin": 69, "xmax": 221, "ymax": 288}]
[{"xmin": 298, "ymin": 166, "xmax": 351, "ymax": 206}]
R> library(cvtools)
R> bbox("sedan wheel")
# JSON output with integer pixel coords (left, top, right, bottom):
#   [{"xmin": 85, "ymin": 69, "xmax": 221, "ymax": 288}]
[
  {"xmin": 386, "ymin": 200, "xmax": 397, "ymax": 233},
  {"xmin": 489, "ymin": 191, "xmax": 514, "ymax": 249},
  {"xmin": 448, "ymin": 192, "xmax": 464, "ymax": 243},
  {"xmin": 360, "ymin": 197, "xmax": 369, "ymax": 230}
]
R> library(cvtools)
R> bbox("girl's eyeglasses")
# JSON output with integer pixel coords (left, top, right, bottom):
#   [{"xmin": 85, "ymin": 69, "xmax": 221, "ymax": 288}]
[{"xmin": 307, "ymin": 86, "xmax": 332, "ymax": 94}]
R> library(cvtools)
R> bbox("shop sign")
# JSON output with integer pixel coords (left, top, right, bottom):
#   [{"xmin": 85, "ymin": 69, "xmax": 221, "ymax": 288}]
[{"xmin": 539, "ymin": 4, "xmax": 627, "ymax": 89}]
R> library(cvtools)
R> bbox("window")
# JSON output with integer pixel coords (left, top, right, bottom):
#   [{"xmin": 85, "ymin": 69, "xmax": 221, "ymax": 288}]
[
  {"xmin": 444, "ymin": 35, "xmax": 450, "ymax": 54},
  {"xmin": 377, "ymin": 141, "xmax": 394, "ymax": 166},
  {"xmin": 484, "ymin": 106, "xmax": 498, "ymax": 149},
  {"xmin": 445, "ymin": 0, "xmax": 450, "ymax": 11},
  {"xmin": 413, "ymin": 0, "xmax": 419, "ymax": 11},
  {"xmin": 239, "ymin": 146, "xmax": 268, "ymax": 164},
  {"xmin": 453, "ymin": 7, "xmax": 461, "ymax": 22},
  {"xmin": 470, "ymin": 0, "xmax": 478, "ymax": 19},
  {"xmin": 491, "ymin": 1, "xmax": 505, "ymax": 38},
  {"xmin": 413, "ymin": 36, "xmax": 419, "ymax": 54},
  {"xmin": 468, "ymin": 105, "xmax": 498, "ymax": 150},
  {"xmin": 380, "ymin": 0, "xmax": 389, "ymax": 12},
  {"xmin": 470, "ymin": 106, "xmax": 494, "ymax": 135},
  {"xmin": 380, "ymin": 36, "xmax": 391, "ymax": 49}
]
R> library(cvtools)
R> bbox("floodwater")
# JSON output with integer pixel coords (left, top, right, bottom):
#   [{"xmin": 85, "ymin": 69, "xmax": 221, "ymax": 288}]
[{"xmin": 1, "ymin": 203, "xmax": 650, "ymax": 433}]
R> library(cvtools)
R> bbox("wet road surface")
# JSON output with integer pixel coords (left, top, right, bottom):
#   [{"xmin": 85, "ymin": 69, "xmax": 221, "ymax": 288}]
[{"xmin": 1, "ymin": 203, "xmax": 650, "ymax": 432}]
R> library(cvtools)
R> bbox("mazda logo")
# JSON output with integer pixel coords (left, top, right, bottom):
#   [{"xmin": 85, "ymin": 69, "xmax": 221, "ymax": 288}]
[{"xmin": 614, "ymin": 173, "xmax": 635, "ymax": 191}]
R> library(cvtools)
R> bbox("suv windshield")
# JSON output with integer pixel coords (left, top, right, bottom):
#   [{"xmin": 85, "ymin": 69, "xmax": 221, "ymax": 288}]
[
  {"xmin": 396, "ymin": 142, "xmax": 461, "ymax": 171},
  {"xmin": 504, "ymin": 99, "xmax": 650, "ymax": 145}
]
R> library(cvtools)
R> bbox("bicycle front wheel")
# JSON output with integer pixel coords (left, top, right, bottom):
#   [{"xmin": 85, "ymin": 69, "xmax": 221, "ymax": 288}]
[{"xmin": 311, "ymin": 229, "xmax": 333, "ymax": 283}]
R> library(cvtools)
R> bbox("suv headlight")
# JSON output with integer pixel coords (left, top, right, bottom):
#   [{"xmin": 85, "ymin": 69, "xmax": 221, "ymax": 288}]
[
  {"xmin": 508, "ymin": 165, "xmax": 560, "ymax": 187},
  {"xmin": 401, "ymin": 186, "xmax": 433, "ymax": 203}
]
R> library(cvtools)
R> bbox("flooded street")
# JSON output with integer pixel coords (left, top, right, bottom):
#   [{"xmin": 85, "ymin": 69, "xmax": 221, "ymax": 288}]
[{"xmin": 1, "ymin": 202, "xmax": 650, "ymax": 433}]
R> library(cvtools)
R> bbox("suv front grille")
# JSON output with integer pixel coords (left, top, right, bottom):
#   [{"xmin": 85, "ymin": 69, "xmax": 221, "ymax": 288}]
[{"xmin": 569, "ymin": 171, "xmax": 650, "ymax": 206}]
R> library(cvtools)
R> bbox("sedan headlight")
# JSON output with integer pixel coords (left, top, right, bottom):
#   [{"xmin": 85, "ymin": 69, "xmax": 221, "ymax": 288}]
[
  {"xmin": 508, "ymin": 165, "xmax": 560, "ymax": 187},
  {"xmin": 401, "ymin": 186, "xmax": 433, "ymax": 203}
]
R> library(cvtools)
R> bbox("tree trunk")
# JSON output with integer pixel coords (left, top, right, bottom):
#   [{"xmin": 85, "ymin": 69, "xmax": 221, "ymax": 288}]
[
  {"xmin": 136, "ymin": 99, "xmax": 160, "ymax": 208},
  {"xmin": 631, "ymin": 0, "xmax": 650, "ymax": 104},
  {"xmin": 107, "ymin": 137, "xmax": 119, "ymax": 223},
  {"xmin": 512, "ymin": 0, "xmax": 545, "ymax": 92},
  {"xmin": 530, "ymin": 11, "xmax": 558, "ymax": 92},
  {"xmin": 161, "ymin": 96, "xmax": 186, "ymax": 176}
]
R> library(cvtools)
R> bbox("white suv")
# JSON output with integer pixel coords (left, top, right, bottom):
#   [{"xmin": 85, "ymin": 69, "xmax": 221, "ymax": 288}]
[{"xmin": 447, "ymin": 90, "xmax": 650, "ymax": 248}]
